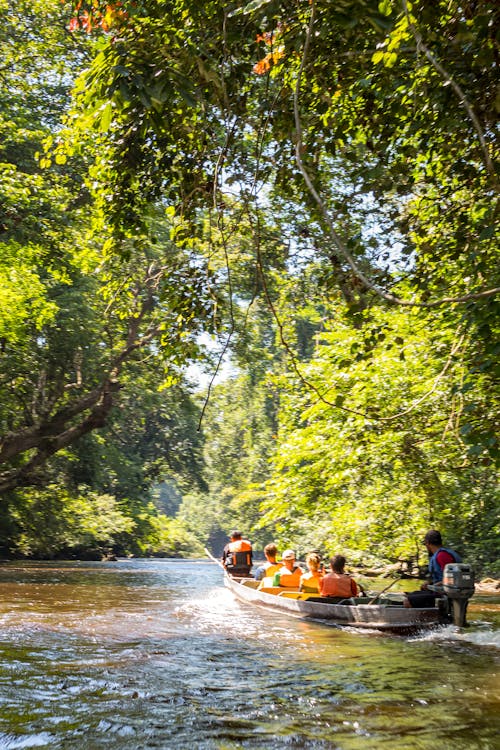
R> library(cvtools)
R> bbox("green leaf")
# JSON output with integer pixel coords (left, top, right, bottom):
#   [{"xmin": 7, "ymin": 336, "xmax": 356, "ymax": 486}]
[
  {"xmin": 228, "ymin": 0, "xmax": 272, "ymax": 17},
  {"xmin": 384, "ymin": 52, "xmax": 398, "ymax": 68},
  {"xmin": 378, "ymin": 0, "xmax": 393, "ymax": 16},
  {"xmin": 100, "ymin": 101, "xmax": 113, "ymax": 131}
]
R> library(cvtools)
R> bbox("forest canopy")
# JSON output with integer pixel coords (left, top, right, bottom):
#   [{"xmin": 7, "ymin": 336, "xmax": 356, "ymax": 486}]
[{"xmin": 0, "ymin": 0, "xmax": 498, "ymax": 571}]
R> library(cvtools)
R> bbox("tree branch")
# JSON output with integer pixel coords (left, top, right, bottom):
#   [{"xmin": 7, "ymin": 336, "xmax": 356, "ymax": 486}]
[
  {"xmin": 0, "ymin": 273, "xmax": 166, "ymax": 490},
  {"xmin": 402, "ymin": 0, "xmax": 496, "ymax": 181},
  {"xmin": 0, "ymin": 380, "xmax": 121, "ymax": 493},
  {"xmin": 293, "ymin": 1, "xmax": 499, "ymax": 309}
]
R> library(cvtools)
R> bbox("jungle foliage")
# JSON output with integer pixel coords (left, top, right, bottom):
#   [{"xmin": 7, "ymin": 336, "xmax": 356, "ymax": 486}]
[
  {"xmin": 0, "ymin": 0, "xmax": 208, "ymax": 557},
  {"xmin": 0, "ymin": 0, "xmax": 498, "ymax": 571}
]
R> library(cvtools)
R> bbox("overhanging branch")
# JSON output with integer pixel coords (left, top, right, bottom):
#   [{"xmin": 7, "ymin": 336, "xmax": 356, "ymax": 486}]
[{"xmin": 293, "ymin": 1, "xmax": 499, "ymax": 310}]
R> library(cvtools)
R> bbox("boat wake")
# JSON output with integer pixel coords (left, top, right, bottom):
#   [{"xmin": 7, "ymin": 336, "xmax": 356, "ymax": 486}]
[
  {"xmin": 409, "ymin": 622, "xmax": 500, "ymax": 649},
  {"xmin": 174, "ymin": 586, "xmax": 304, "ymax": 644}
]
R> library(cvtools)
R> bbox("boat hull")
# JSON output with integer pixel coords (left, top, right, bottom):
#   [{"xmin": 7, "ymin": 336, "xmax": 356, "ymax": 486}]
[{"xmin": 224, "ymin": 574, "xmax": 442, "ymax": 633}]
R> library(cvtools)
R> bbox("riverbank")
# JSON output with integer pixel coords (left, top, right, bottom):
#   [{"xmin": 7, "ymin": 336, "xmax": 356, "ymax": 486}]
[{"xmin": 474, "ymin": 577, "xmax": 500, "ymax": 594}]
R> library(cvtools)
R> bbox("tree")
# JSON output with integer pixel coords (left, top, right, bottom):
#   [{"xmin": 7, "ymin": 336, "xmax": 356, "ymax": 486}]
[
  {"xmin": 0, "ymin": 0, "xmax": 221, "ymax": 492},
  {"xmin": 258, "ymin": 299, "xmax": 496, "ymax": 560},
  {"xmin": 0, "ymin": 236, "xmax": 216, "ymax": 493},
  {"xmin": 61, "ymin": 0, "xmax": 498, "ymax": 448},
  {"xmin": 65, "ymin": 0, "xmax": 498, "ymax": 295}
]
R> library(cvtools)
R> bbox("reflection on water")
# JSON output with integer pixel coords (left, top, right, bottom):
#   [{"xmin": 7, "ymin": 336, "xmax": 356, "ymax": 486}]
[{"xmin": 0, "ymin": 560, "xmax": 499, "ymax": 750}]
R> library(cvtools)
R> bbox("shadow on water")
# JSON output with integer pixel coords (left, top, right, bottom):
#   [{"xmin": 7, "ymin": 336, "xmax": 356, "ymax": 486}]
[{"xmin": 0, "ymin": 559, "xmax": 498, "ymax": 750}]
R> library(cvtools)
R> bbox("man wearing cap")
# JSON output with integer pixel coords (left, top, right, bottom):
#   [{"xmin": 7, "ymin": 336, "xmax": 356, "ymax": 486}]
[
  {"xmin": 274, "ymin": 549, "xmax": 304, "ymax": 588},
  {"xmin": 221, "ymin": 530, "xmax": 253, "ymax": 577}
]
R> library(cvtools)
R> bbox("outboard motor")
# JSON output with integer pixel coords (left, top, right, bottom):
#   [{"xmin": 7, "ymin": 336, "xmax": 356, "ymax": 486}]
[{"xmin": 441, "ymin": 563, "xmax": 475, "ymax": 626}]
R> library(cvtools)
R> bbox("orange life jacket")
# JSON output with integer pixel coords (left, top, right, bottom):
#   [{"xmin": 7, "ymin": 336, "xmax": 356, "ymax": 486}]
[
  {"xmin": 320, "ymin": 572, "xmax": 357, "ymax": 598},
  {"xmin": 300, "ymin": 571, "xmax": 323, "ymax": 593},
  {"xmin": 226, "ymin": 539, "xmax": 252, "ymax": 569},
  {"xmin": 278, "ymin": 565, "xmax": 303, "ymax": 587},
  {"xmin": 263, "ymin": 562, "xmax": 282, "ymax": 578}
]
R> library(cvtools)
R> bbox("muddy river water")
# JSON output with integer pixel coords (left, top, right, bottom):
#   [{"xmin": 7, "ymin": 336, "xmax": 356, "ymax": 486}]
[{"xmin": 0, "ymin": 559, "xmax": 498, "ymax": 749}]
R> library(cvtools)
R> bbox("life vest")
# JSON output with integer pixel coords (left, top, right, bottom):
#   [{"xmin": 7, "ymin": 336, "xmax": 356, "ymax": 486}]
[
  {"xmin": 226, "ymin": 539, "xmax": 252, "ymax": 570},
  {"xmin": 254, "ymin": 560, "xmax": 281, "ymax": 581},
  {"xmin": 278, "ymin": 565, "xmax": 303, "ymax": 588},
  {"xmin": 263, "ymin": 562, "xmax": 282, "ymax": 578},
  {"xmin": 300, "ymin": 571, "xmax": 322, "ymax": 594},
  {"xmin": 428, "ymin": 547, "xmax": 461, "ymax": 583},
  {"xmin": 320, "ymin": 572, "xmax": 357, "ymax": 598}
]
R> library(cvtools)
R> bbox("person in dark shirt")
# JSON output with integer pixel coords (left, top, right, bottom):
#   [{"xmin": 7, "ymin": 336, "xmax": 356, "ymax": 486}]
[
  {"xmin": 221, "ymin": 530, "xmax": 253, "ymax": 577},
  {"xmin": 404, "ymin": 530, "xmax": 461, "ymax": 608}
]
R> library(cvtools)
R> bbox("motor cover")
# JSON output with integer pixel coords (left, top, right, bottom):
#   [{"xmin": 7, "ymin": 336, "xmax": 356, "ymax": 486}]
[{"xmin": 442, "ymin": 563, "xmax": 475, "ymax": 599}]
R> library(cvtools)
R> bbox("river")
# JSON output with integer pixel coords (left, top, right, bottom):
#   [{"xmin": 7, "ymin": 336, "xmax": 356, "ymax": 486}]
[{"xmin": 0, "ymin": 559, "xmax": 498, "ymax": 749}]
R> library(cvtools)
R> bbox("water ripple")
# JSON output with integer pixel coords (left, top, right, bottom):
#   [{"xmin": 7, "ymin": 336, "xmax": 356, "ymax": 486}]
[{"xmin": 0, "ymin": 559, "xmax": 498, "ymax": 750}]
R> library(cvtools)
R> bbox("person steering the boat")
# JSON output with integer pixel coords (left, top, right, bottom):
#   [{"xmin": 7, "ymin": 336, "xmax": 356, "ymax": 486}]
[
  {"xmin": 272, "ymin": 549, "xmax": 303, "ymax": 587},
  {"xmin": 319, "ymin": 555, "xmax": 359, "ymax": 599},
  {"xmin": 404, "ymin": 529, "xmax": 461, "ymax": 608},
  {"xmin": 253, "ymin": 543, "xmax": 282, "ymax": 582},
  {"xmin": 300, "ymin": 552, "xmax": 324, "ymax": 593},
  {"xmin": 221, "ymin": 530, "xmax": 253, "ymax": 577}
]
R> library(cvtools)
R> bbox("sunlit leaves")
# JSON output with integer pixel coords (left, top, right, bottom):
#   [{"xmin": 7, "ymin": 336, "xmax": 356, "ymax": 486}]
[
  {"xmin": 0, "ymin": 244, "xmax": 59, "ymax": 343},
  {"xmin": 228, "ymin": 0, "xmax": 273, "ymax": 18},
  {"xmin": 7, "ymin": 487, "xmax": 135, "ymax": 557},
  {"xmin": 259, "ymin": 300, "xmax": 498, "ymax": 563}
]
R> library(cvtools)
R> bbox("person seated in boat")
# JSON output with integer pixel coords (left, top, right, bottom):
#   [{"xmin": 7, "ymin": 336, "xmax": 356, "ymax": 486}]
[
  {"xmin": 299, "ymin": 552, "xmax": 324, "ymax": 594},
  {"xmin": 253, "ymin": 543, "xmax": 282, "ymax": 582},
  {"xmin": 319, "ymin": 555, "xmax": 358, "ymax": 599},
  {"xmin": 221, "ymin": 530, "xmax": 253, "ymax": 577},
  {"xmin": 272, "ymin": 549, "xmax": 304, "ymax": 588},
  {"xmin": 404, "ymin": 529, "xmax": 462, "ymax": 608}
]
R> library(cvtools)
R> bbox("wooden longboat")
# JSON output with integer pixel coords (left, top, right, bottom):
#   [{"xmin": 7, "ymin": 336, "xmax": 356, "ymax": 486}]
[{"xmin": 224, "ymin": 573, "xmax": 444, "ymax": 633}]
